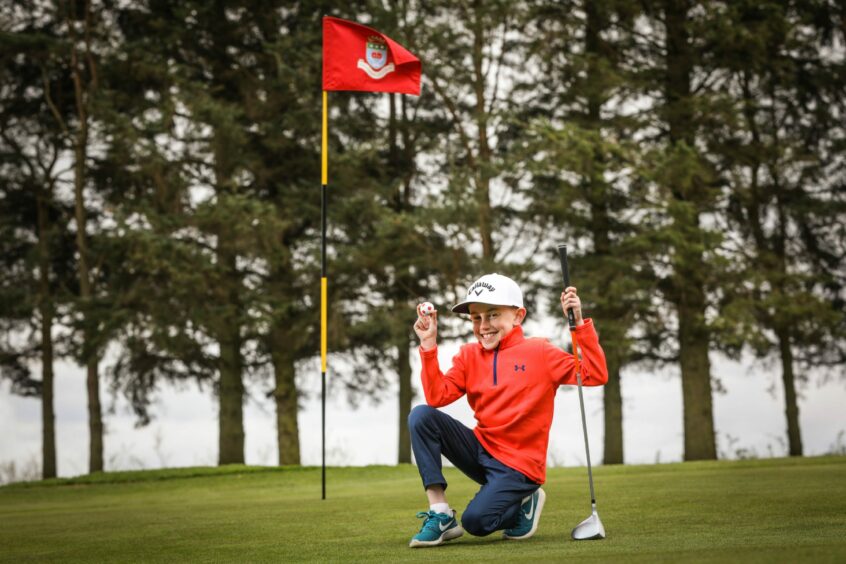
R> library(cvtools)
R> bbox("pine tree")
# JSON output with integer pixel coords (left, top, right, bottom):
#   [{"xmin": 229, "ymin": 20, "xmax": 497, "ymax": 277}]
[
  {"xmin": 9, "ymin": 0, "xmax": 112, "ymax": 474},
  {"xmin": 414, "ymin": 0, "xmax": 540, "ymax": 269},
  {"xmin": 95, "ymin": 1, "xmax": 384, "ymax": 466},
  {"xmin": 0, "ymin": 7, "xmax": 81, "ymax": 478},
  {"xmin": 524, "ymin": 0, "xmax": 650, "ymax": 464},
  {"xmin": 634, "ymin": 0, "xmax": 726, "ymax": 460},
  {"xmin": 707, "ymin": 0, "xmax": 846, "ymax": 456}
]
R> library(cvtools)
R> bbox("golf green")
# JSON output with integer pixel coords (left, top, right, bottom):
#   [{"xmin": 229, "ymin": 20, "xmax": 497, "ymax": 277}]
[{"xmin": 1, "ymin": 456, "xmax": 844, "ymax": 562}]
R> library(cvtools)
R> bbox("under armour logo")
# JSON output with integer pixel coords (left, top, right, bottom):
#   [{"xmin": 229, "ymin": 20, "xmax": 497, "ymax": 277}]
[{"xmin": 514, "ymin": 364, "xmax": 526, "ymax": 372}]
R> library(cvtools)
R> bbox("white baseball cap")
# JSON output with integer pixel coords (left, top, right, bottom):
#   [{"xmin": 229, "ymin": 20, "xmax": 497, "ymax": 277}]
[{"xmin": 451, "ymin": 273, "xmax": 524, "ymax": 314}]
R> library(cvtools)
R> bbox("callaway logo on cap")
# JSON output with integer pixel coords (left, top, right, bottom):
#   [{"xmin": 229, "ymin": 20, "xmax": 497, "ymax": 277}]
[{"xmin": 451, "ymin": 273, "xmax": 524, "ymax": 314}]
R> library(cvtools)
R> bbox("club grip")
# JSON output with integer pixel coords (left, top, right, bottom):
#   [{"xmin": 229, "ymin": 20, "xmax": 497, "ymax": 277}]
[{"xmin": 557, "ymin": 245, "xmax": 577, "ymax": 329}]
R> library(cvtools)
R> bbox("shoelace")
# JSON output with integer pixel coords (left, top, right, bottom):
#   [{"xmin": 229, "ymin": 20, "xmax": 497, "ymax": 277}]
[{"xmin": 416, "ymin": 510, "xmax": 448, "ymax": 533}]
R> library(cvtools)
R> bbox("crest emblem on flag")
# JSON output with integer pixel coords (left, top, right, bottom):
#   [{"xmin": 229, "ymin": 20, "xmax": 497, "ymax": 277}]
[
  {"xmin": 357, "ymin": 35, "xmax": 395, "ymax": 79},
  {"xmin": 365, "ymin": 36, "xmax": 388, "ymax": 70}
]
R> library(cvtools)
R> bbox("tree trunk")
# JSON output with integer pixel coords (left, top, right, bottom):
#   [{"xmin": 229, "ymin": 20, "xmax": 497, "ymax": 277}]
[
  {"xmin": 739, "ymin": 73, "xmax": 803, "ymax": 456},
  {"xmin": 663, "ymin": 0, "xmax": 717, "ymax": 460},
  {"xmin": 397, "ymin": 328, "xmax": 412, "ymax": 463},
  {"xmin": 602, "ymin": 349, "xmax": 624, "ymax": 464},
  {"xmin": 591, "ymin": 214, "xmax": 626, "ymax": 464},
  {"xmin": 86, "ymin": 359, "xmax": 103, "ymax": 471},
  {"xmin": 768, "ymin": 137, "xmax": 804, "ymax": 456},
  {"xmin": 36, "ymin": 191, "xmax": 56, "ymax": 479},
  {"xmin": 678, "ymin": 288, "xmax": 717, "ymax": 460},
  {"xmin": 585, "ymin": 0, "xmax": 624, "ymax": 464},
  {"xmin": 471, "ymin": 4, "xmax": 494, "ymax": 261},
  {"xmin": 776, "ymin": 324, "xmax": 803, "ymax": 456},
  {"xmin": 67, "ymin": 0, "xmax": 103, "ymax": 474},
  {"xmin": 217, "ymin": 333, "xmax": 244, "ymax": 464},
  {"xmin": 216, "ymin": 245, "xmax": 244, "ymax": 465},
  {"xmin": 664, "ymin": 0, "xmax": 694, "ymax": 144},
  {"xmin": 271, "ymin": 327, "xmax": 300, "ymax": 465},
  {"xmin": 71, "ymin": 74, "xmax": 102, "ymax": 474}
]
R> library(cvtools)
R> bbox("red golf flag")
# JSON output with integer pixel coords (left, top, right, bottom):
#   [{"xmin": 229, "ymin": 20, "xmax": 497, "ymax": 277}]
[{"xmin": 322, "ymin": 16, "xmax": 421, "ymax": 95}]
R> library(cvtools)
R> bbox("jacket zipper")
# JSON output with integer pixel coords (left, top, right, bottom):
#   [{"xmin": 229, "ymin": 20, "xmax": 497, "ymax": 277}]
[{"xmin": 493, "ymin": 348, "xmax": 499, "ymax": 386}]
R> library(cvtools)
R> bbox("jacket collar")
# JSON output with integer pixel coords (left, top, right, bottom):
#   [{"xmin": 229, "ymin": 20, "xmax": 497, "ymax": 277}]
[{"xmin": 478, "ymin": 324, "xmax": 525, "ymax": 352}]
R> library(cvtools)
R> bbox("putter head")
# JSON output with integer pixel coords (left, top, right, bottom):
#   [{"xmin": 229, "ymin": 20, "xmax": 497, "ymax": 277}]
[{"xmin": 571, "ymin": 510, "xmax": 606, "ymax": 540}]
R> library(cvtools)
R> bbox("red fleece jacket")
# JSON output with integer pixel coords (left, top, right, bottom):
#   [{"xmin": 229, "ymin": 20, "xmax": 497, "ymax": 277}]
[{"xmin": 418, "ymin": 320, "xmax": 608, "ymax": 484}]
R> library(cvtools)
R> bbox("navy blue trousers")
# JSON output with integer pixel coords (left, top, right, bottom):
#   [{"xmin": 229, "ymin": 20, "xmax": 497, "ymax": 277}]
[{"xmin": 408, "ymin": 404, "xmax": 539, "ymax": 537}]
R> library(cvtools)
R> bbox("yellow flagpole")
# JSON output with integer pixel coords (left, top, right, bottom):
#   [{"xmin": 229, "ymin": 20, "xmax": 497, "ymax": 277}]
[
  {"xmin": 320, "ymin": 90, "xmax": 328, "ymax": 500},
  {"xmin": 322, "ymin": 90, "xmax": 328, "ymax": 186},
  {"xmin": 321, "ymin": 90, "xmax": 328, "ymax": 371}
]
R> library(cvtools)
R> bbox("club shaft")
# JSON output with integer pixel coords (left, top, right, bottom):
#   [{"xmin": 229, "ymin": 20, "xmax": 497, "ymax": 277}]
[
  {"xmin": 575, "ymin": 352, "xmax": 597, "ymax": 504},
  {"xmin": 558, "ymin": 244, "xmax": 597, "ymax": 507}
]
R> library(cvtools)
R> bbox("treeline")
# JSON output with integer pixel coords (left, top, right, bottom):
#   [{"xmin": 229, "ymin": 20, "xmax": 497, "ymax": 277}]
[{"xmin": 1, "ymin": 1, "xmax": 844, "ymax": 478}]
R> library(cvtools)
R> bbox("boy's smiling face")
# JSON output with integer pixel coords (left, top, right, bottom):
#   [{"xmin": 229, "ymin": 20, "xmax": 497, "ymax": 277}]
[{"xmin": 468, "ymin": 303, "xmax": 527, "ymax": 350}]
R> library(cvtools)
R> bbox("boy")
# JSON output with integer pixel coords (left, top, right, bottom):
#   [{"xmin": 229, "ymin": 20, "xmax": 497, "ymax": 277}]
[{"xmin": 408, "ymin": 273, "xmax": 608, "ymax": 547}]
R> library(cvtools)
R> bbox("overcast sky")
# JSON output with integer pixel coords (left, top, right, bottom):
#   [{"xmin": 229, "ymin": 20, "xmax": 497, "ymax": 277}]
[{"xmin": 2, "ymin": 327, "xmax": 844, "ymax": 482}]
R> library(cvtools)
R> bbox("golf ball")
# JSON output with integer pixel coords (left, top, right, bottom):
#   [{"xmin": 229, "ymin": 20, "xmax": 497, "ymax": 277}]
[{"xmin": 418, "ymin": 302, "xmax": 436, "ymax": 316}]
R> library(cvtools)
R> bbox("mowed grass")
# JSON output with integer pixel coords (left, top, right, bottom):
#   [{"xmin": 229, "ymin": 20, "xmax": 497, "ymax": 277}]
[{"xmin": 1, "ymin": 456, "xmax": 845, "ymax": 563}]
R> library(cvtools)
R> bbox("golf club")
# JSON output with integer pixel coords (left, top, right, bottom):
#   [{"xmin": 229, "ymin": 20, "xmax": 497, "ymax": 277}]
[{"xmin": 558, "ymin": 244, "xmax": 606, "ymax": 541}]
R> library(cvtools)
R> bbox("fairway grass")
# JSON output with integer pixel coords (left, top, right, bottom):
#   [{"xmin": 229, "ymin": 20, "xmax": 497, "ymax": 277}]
[{"xmin": 1, "ymin": 456, "xmax": 844, "ymax": 562}]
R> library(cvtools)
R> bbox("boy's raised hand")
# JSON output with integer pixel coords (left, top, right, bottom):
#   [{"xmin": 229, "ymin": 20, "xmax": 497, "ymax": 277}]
[
  {"xmin": 414, "ymin": 302, "xmax": 438, "ymax": 351},
  {"xmin": 560, "ymin": 286, "xmax": 584, "ymax": 326}
]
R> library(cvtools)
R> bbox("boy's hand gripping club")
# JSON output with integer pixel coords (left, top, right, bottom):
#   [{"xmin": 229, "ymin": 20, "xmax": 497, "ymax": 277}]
[{"xmin": 558, "ymin": 246, "xmax": 577, "ymax": 329}]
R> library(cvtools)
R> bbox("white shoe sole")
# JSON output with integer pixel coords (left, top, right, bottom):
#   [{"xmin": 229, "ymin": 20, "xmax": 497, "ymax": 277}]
[
  {"xmin": 409, "ymin": 525, "xmax": 464, "ymax": 548},
  {"xmin": 503, "ymin": 488, "xmax": 546, "ymax": 540}
]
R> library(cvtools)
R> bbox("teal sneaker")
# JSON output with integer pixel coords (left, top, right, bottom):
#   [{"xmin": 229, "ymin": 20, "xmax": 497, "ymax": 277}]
[
  {"xmin": 503, "ymin": 488, "xmax": 546, "ymax": 540},
  {"xmin": 409, "ymin": 509, "xmax": 464, "ymax": 548}
]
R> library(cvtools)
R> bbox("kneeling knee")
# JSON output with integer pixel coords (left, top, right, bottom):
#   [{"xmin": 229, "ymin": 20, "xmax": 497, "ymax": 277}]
[
  {"xmin": 460, "ymin": 509, "xmax": 492, "ymax": 537},
  {"xmin": 408, "ymin": 404, "xmax": 437, "ymax": 430}
]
